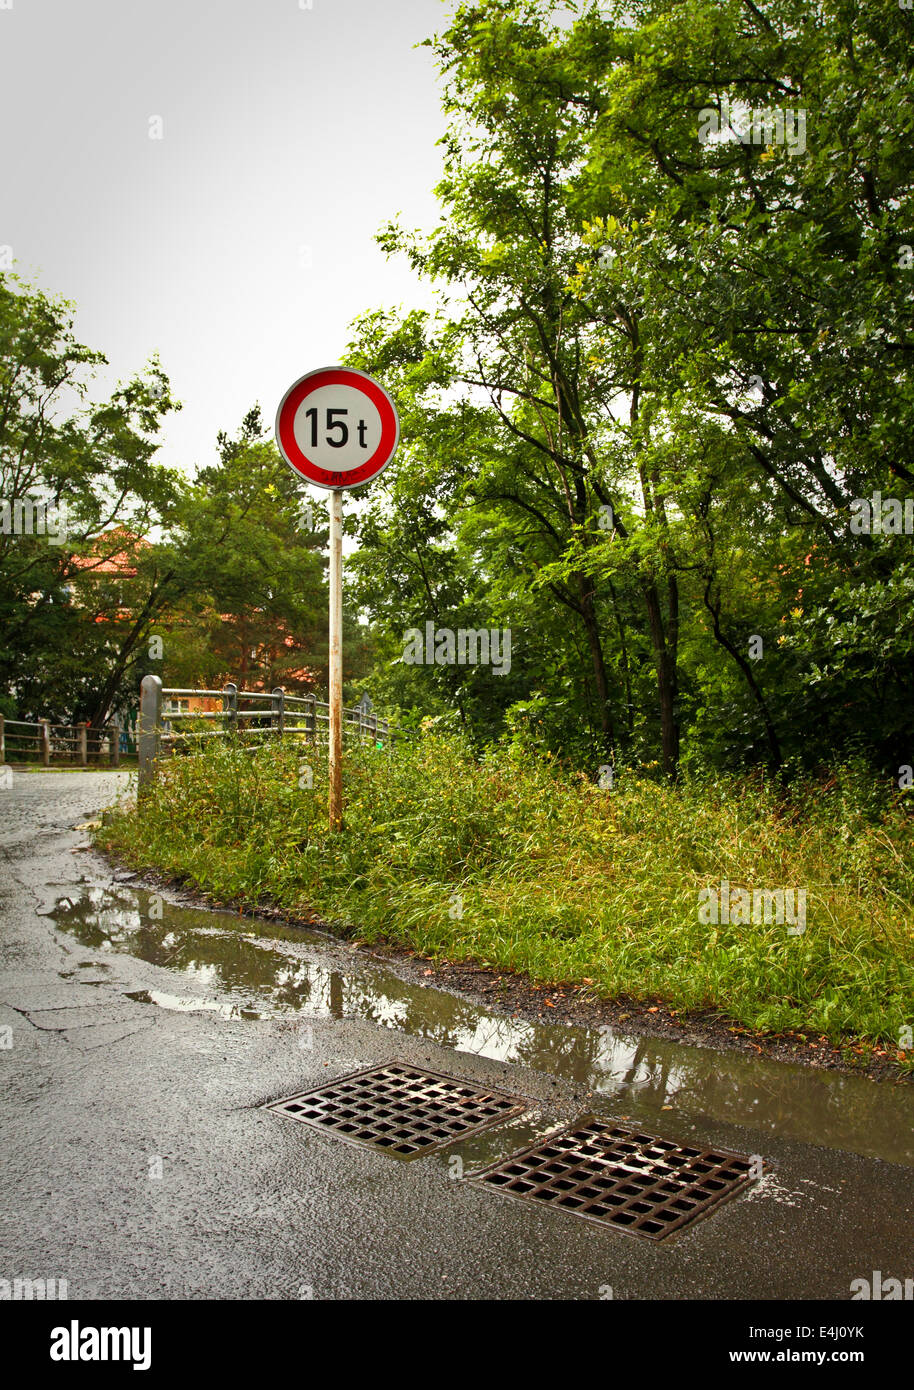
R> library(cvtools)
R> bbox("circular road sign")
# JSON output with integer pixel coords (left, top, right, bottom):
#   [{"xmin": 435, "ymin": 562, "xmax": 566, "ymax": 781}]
[{"xmin": 275, "ymin": 366, "xmax": 399, "ymax": 491}]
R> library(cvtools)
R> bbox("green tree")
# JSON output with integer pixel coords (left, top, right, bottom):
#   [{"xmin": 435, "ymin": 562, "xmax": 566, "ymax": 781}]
[
  {"xmin": 348, "ymin": 0, "xmax": 914, "ymax": 777},
  {"xmin": 0, "ymin": 271, "xmax": 182, "ymax": 726},
  {"xmin": 159, "ymin": 408, "xmax": 372, "ymax": 701}
]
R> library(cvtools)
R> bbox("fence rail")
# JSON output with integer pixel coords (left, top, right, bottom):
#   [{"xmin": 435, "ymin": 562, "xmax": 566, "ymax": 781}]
[
  {"xmin": 0, "ymin": 715, "xmax": 122, "ymax": 767},
  {"xmin": 138, "ymin": 676, "xmax": 396, "ymax": 788}
]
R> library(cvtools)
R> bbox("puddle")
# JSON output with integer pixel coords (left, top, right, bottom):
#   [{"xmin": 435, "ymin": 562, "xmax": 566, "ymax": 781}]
[{"xmin": 50, "ymin": 883, "xmax": 914, "ymax": 1166}]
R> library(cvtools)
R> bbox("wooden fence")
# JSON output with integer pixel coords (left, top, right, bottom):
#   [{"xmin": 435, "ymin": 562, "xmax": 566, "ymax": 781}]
[
  {"xmin": 137, "ymin": 675, "xmax": 395, "ymax": 788},
  {"xmin": 0, "ymin": 715, "xmax": 122, "ymax": 767}
]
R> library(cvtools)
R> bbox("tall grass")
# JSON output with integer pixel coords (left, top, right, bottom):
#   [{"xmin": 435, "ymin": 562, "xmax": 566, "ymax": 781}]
[{"xmin": 98, "ymin": 734, "xmax": 914, "ymax": 1053}]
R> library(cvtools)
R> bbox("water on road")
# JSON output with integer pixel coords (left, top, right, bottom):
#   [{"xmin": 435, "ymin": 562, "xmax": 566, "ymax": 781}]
[{"xmin": 51, "ymin": 880, "xmax": 914, "ymax": 1167}]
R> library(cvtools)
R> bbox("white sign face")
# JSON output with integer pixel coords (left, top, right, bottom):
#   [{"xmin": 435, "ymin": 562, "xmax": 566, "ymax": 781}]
[
  {"xmin": 289, "ymin": 383, "xmax": 384, "ymax": 472},
  {"xmin": 275, "ymin": 366, "xmax": 399, "ymax": 491}
]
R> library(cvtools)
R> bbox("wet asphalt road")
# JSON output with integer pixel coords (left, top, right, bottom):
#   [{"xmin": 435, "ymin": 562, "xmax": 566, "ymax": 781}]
[{"xmin": 1, "ymin": 770, "xmax": 912, "ymax": 1301}]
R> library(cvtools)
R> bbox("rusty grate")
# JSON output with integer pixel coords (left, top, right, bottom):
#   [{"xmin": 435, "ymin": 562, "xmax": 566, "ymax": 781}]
[
  {"xmin": 266, "ymin": 1062, "xmax": 525, "ymax": 1159},
  {"xmin": 467, "ymin": 1117, "xmax": 760, "ymax": 1240}
]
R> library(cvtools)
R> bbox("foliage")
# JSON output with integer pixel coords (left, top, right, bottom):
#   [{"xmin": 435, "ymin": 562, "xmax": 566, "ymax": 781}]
[
  {"xmin": 343, "ymin": 0, "xmax": 914, "ymax": 782},
  {"xmin": 100, "ymin": 732, "xmax": 914, "ymax": 1059},
  {"xmin": 0, "ymin": 283, "xmax": 370, "ymax": 722},
  {"xmin": 0, "ymin": 272, "xmax": 182, "ymax": 723}
]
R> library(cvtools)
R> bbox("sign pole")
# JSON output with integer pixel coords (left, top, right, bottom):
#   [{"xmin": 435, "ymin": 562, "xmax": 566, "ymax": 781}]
[
  {"xmin": 274, "ymin": 365, "xmax": 400, "ymax": 834},
  {"xmin": 328, "ymin": 487, "xmax": 344, "ymax": 831}
]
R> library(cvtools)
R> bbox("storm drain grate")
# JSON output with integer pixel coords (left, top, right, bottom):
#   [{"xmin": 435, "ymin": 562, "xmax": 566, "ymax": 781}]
[
  {"xmin": 265, "ymin": 1062, "xmax": 525, "ymax": 1159},
  {"xmin": 467, "ymin": 1117, "xmax": 760, "ymax": 1240}
]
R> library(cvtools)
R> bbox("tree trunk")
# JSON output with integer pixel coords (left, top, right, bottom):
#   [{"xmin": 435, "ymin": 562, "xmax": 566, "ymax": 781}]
[
  {"xmin": 643, "ymin": 577, "xmax": 680, "ymax": 779},
  {"xmin": 703, "ymin": 587, "xmax": 783, "ymax": 771},
  {"xmin": 578, "ymin": 575, "xmax": 615, "ymax": 755},
  {"xmin": 608, "ymin": 578, "xmax": 634, "ymax": 737}
]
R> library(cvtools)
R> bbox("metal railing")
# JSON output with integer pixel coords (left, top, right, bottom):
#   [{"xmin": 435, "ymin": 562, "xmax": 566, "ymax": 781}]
[
  {"xmin": 0, "ymin": 715, "xmax": 123, "ymax": 767},
  {"xmin": 138, "ymin": 676, "xmax": 396, "ymax": 788}
]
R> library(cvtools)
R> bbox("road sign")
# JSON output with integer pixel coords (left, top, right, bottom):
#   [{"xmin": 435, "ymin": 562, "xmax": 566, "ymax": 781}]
[
  {"xmin": 275, "ymin": 366, "xmax": 399, "ymax": 833},
  {"xmin": 275, "ymin": 365, "xmax": 399, "ymax": 492}
]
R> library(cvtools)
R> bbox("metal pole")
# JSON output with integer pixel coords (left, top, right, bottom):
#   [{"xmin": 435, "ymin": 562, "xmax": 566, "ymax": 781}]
[
  {"xmin": 109, "ymin": 715, "xmax": 121, "ymax": 767},
  {"xmin": 40, "ymin": 719, "xmax": 50, "ymax": 767},
  {"xmin": 328, "ymin": 488, "xmax": 343, "ymax": 831},
  {"xmin": 271, "ymin": 687, "xmax": 285, "ymax": 737},
  {"xmin": 78, "ymin": 721, "xmax": 88, "ymax": 767},
  {"xmin": 223, "ymin": 683, "xmax": 238, "ymax": 736}
]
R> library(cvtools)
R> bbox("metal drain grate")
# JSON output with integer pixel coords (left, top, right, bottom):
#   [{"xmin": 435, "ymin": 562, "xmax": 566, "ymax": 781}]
[
  {"xmin": 266, "ymin": 1062, "xmax": 525, "ymax": 1159},
  {"xmin": 467, "ymin": 1117, "xmax": 760, "ymax": 1240}
]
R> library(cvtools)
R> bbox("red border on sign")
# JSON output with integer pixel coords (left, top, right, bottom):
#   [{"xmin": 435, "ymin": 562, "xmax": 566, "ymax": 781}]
[{"xmin": 277, "ymin": 368, "xmax": 397, "ymax": 489}]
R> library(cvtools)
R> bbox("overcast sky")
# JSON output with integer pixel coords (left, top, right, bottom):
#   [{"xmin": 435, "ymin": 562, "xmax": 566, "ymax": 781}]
[{"xmin": 0, "ymin": 0, "xmax": 450, "ymax": 476}]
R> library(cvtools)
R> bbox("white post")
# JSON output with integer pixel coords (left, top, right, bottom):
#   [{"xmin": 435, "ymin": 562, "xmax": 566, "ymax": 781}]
[
  {"xmin": 328, "ymin": 488, "xmax": 343, "ymax": 831},
  {"xmin": 138, "ymin": 674, "xmax": 163, "ymax": 792}
]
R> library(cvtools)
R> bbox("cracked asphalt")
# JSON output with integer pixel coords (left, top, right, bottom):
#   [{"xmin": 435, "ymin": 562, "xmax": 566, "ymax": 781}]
[{"xmin": 1, "ymin": 770, "xmax": 913, "ymax": 1301}]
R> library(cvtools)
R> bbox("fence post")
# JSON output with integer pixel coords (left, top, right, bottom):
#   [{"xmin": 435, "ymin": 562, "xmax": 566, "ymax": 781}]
[
  {"xmin": 0, "ymin": 714, "xmax": 4, "ymax": 764},
  {"xmin": 271, "ymin": 687, "xmax": 285, "ymax": 737},
  {"xmin": 305, "ymin": 693, "xmax": 316, "ymax": 745},
  {"xmin": 359, "ymin": 692, "xmax": 372, "ymax": 742},
  {"xmin": 109, "ymin": 715, "xmax": 121, "ymax": 767},
  {"xmin": 40, "ymin": 719, "xmax": 50, "ymax": 766},
  {"xmin": 223, "ymin": 683, "xmax": 238, "ymax": 737},
  {"xmin": 78, "ymin": 721, "xmax": 88, "ymax": 767},
  {"xmin": 138, "ymin": 674, "xmax": 163, "ymax": 792}
]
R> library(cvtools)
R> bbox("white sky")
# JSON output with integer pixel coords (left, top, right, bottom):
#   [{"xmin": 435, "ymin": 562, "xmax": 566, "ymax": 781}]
[{"xmin": 0, "ymin": 0, "xmax": 451, "ymax": 477}]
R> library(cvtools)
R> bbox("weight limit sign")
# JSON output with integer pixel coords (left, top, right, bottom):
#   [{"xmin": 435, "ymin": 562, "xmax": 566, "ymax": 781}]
[
  {"xmin": 274, "ymin": 364, "xmax": 398, "ymax": 832},
  {"xmin": 275, "ymin": 365, "xmax": 399, "ymax": 491}
]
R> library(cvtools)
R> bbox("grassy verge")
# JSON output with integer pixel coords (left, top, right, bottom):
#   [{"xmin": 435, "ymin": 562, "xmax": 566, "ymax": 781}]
[{"xmin": 96, "ymin": 733, "xmax": 914, "ymax": 1067}]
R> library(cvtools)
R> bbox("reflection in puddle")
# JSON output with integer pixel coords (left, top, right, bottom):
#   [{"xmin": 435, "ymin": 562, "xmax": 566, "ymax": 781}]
[{"xmin": 51, "ymin": 884, "xmax": 914, "ymax": 1166}]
